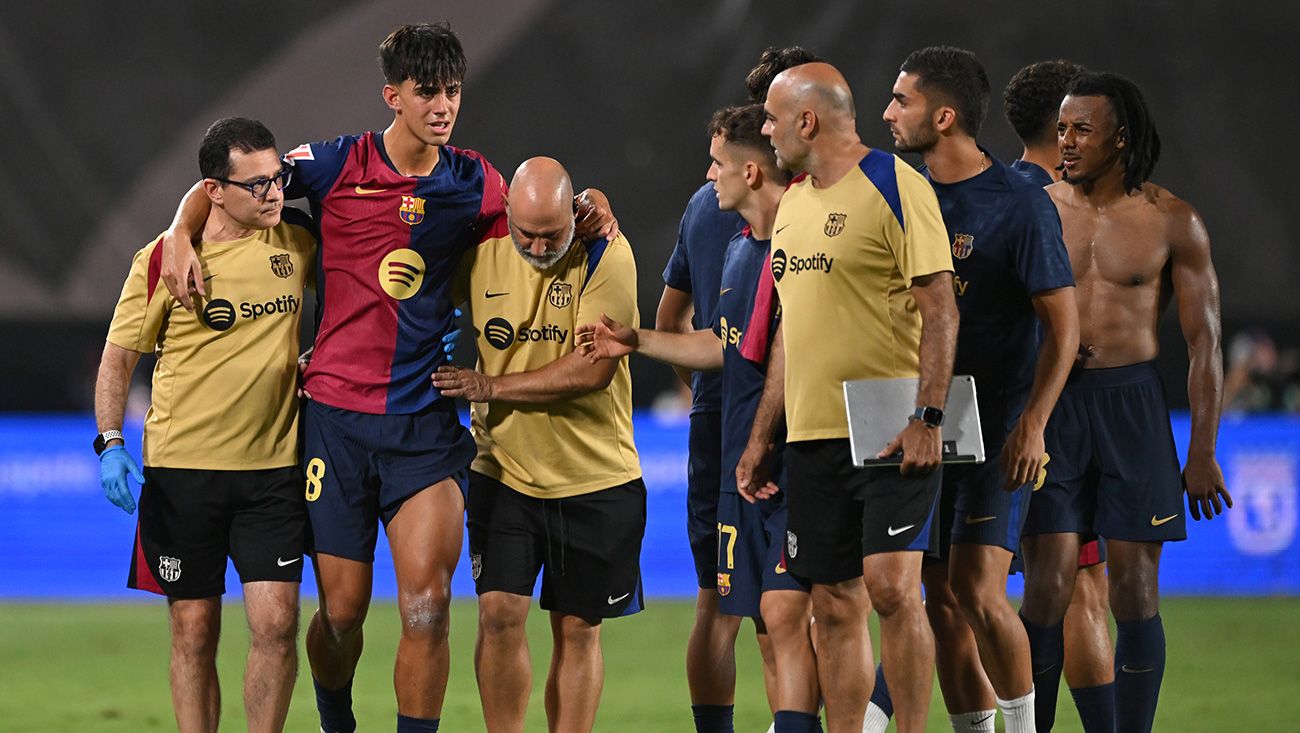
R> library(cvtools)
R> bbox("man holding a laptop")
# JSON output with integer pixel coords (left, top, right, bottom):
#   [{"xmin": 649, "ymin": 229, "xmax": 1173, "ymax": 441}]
[{"xmin": 736, "ymin": 62, "xmax": 958, "ymax": 733}]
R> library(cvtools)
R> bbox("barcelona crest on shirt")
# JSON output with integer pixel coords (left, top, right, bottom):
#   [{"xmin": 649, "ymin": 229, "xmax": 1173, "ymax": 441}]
[
  {"xmin": 952, "ymin": 232, "xmax": 975, "ymax": 260},
  {"xmin": 824, "ymin": 212, "xmax": 847, "ymax": 237},
  {"xmin": 269, "ymin": 253, "xmax": 293, "ymax": 278},
  {"xmin": 548, "ymin": 281, "xmax": 573, "ymax": 308},
  {"xmin": 399, "ymin": 195, "xmax": 426, "ymax": 226}
]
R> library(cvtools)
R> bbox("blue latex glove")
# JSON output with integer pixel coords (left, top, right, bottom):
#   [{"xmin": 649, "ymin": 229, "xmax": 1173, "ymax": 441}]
[
  {"xmin": 101, "ymin": 445, "xmax": 143, "ymax": 514},
  {"xmin": 440, "ymin": 308, "xmax": 464, "ymax": 362}
]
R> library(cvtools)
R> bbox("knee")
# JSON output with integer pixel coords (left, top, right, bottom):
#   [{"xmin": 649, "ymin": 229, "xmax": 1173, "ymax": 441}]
[
  {"xmin": 477, "ymin": 594, "xmax": 528, "ymax": 638},
  {"xmin": 554, "ymin": 614, "xmax": 601, "ymax": 651},
  {"xmin": 1069, "ymin": 568, "xmax": 1109, "ymax": 617},
  {"xmin": 951, "ymin": 577, "xmax": 1004, "ymax": 632},
  {"xmin": 250, "ymin": 609, "xmax": 299, "ymax": 650},
  {"xmin": 1107, "ymin": 570, "xmax": 1157, "ymax": 621},
  {"xmin": 865, "ymin": 577, "xmax": 920, "ymax": 618},
  {"xmin": 811, "ymin": 583, "xmax": 868, "ymax": 626},
  {"xmin": 319, "ymin": 599, "xmax": 368, "ymax": 638},
  {"xmin": 1023, "ymin": 568, "xmax": 1074, "ymax": 622},
  {"xmin": 170, "ymin": 606, "xmax": 220, "ymax": 658},
  {"xmin": 759, "ymin": 594, "xmax": 811, "ymax": 640},
  {"xmin": 400, "ymin": 590, "xmax": 452, "ymax": 640}
]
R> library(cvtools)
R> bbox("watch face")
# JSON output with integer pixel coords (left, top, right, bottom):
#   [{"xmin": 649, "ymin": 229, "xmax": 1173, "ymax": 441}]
[{"xmin": 922, "ymin": 407, "xmax": 944, "ymax": 426}]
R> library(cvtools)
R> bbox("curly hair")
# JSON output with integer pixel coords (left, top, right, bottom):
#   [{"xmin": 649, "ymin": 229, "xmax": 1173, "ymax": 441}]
[{"xmin": 1003, "ymin": 60, "xmax": 1087, "ymax": 146}]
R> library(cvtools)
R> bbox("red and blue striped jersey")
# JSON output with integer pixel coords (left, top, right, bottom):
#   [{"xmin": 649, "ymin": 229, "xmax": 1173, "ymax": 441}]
[{"xmin": 284, "ymin": 131, "xmax": 507, "ymax": 414}]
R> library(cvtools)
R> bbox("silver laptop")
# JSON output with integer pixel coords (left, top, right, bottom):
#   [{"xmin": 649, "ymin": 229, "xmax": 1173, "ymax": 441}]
[{"xmin": 843, "ymin": 375, "xmax": 985, "ymax": 467}]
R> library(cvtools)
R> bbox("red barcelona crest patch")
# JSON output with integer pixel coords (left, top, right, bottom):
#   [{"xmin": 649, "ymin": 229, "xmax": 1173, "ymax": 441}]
[{"xmin": 399, "ymin": 195, "xmax": 426, "ymax": 226}]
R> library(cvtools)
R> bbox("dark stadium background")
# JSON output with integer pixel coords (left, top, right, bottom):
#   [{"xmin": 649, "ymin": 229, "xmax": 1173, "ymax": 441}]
[
  {"xmin": 1, "ymin": 0, "xmax": 1294, "ymax": 411},
  {"xmin": 3, "ymin": 5, "xmax": 1299, "ymax": 730}
]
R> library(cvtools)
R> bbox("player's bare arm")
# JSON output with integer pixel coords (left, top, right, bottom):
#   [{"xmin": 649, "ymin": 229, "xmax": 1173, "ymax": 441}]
[
  {"xmin": 655, "ymin": 285, "xmax": 697, "ymax": 387},
  {"xmin": 160, "ymin": 183, "xmax": 212, "ymax": 311},
  {"xmin": 878, "ymin": 270, "xmax": 958, "ymax": 476},
  {"xmin": 576, "ymin": 313, "xmax": 723, "ymax": 371},
  {"xmin": 1166, "ymin": 193, "xmax": 1231, "ymax": 520},
  {"xmin": 735, "ymin": 323, "xmax": 785, "ymax": 504},
  {"xmin": 431, "ymin": 348, "xmax": 619, "ymax": 404},
  {"xmin": 1001, "ymin": 286, "xmax": 1080, "ymax": 489}
]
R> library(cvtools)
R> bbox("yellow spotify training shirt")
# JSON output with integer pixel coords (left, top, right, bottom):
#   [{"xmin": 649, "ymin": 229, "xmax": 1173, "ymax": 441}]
[
  {"xmin": 772, "ymin": 150, "xmax": 953, "ymax": 442},
  {"xmin": 460, "ymin": 233, "xmax": 641, "ymax": 499},
  {"xmin": 106, "ymin": 213, "xmax": 316, "ymax": 469}
]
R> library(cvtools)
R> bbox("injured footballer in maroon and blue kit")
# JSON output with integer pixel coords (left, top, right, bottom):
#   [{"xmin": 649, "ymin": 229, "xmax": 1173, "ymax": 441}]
[{"xmin": 284, "ymin": 132, "xmax": 507, "ymax": 560}]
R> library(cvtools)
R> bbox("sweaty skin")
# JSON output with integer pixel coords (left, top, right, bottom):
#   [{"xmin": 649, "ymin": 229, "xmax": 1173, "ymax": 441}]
[
  {"xmin": 1052, "ymin": 92, "xmax": 1227, "ymax": 521},
  {"xmin": 1052, "ymin": 182, "xmax": 1185, "ymax": 368}
]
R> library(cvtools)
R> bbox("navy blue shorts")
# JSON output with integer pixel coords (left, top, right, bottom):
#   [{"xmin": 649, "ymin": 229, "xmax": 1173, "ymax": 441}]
[
  {"xmin": 302, "ymin": 399, "xmax": 475, "ymax": 562},
  {"xmin": 1023, "ymin": 362, "xmax": 1186, "ymax": 543},
  {"xmin": 929, "ymin": 438, "xmax": 1033, "ymax": 563},
  {"xmin": 687, "ymin": 411, "xmax": 723, "ymax": 589},
  {"xmin": 716, "ymin": 493, "xmax": 808, "ymax": 618},
  {"xmin": 466, "ymin": 471, "xmax": 646, "ymax": 622},
  {"xmin": 784, "ymin": 439, "xmax": 941, "ymax": 584}
]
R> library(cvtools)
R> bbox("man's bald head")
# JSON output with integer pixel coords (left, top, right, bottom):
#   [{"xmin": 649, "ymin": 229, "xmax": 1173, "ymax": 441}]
[
  {"xmin": 509, "ymin": 157, "xmax": 574, "ymax": 216},
  {"xmin": 507, "ymin": 157, "xmax": 577, "ymax": 270},
  {"xmin": 762, "ymin": 61, "xmax": 859, "ymax": 173},
  {"xmin": 769, "ymin": 62, "xmax": 856, "ymax": 127}
]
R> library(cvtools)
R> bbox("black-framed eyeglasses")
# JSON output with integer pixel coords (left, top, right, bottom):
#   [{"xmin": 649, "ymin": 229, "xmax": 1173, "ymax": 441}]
[{"xmin": 214, "ymin": 167, "xmax": 292, "ymax": 199}]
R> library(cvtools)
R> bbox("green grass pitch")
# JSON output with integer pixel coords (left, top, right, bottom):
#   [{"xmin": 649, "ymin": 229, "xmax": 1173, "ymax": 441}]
[{"xmin": 1, "ymin": 598, "xmax": 1297, "ymax": 731}]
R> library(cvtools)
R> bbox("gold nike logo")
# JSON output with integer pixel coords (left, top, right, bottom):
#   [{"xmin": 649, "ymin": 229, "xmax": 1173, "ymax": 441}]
[
  {"xmin": 965, "ymin": 515, "xmax": 997, "ymax": 525},
  {"xmin": 774, "ymin": 563, "xmax": 787, "ymax": 575},
  {"xmin": 1151, "ymin": 514, "xmax": 1178, "ymax": 526},
  {"xmin": 355, "ymin": 185, "xmax": 387, "ymax": 195},
  {"xmin": 719, "ymin": 288, "xmax": 733, "ymax": 295}
]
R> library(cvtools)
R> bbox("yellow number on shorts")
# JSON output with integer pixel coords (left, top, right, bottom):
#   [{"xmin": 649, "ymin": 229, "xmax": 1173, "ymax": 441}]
[
  {"xmin": 717, "ymin": 523, "xmax": 738, "ymax": 570},
  {"xmin": 305, "ymin": 458, "xmax": 326, "ymax": 501},
  {"xmin": 1033, "ymin": 453, "xmax": 1051, "ymax": 491}
]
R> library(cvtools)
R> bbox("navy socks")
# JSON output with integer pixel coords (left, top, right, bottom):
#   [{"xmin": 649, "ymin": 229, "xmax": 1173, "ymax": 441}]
[
  {"xmin": 1021, "ymin": 613, "xmax": 1065, "ymax": 732},
  {"xmin": 691, "ymin": 703, "xmax": 735, "ymax": 733},
  {"xmin": 1114, "ymin": 614, "xmax": 1165, "ymax": 733}
]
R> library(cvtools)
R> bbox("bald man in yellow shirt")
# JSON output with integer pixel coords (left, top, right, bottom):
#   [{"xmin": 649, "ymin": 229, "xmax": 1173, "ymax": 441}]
[
  {"xmin": 737, "ymin": 63, "xmax": 959, "ymax": 733},
  {"xmin": 432, "ymin": 157, "xmax": 642, "ymax": 733}
]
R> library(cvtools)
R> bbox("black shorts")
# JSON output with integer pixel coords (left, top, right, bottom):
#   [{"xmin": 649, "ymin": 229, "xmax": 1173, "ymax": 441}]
[
  {"xmin": 687, "ymin": 411, "xmax": 723, "ymax": 590},
  {"xmin": 784, "ymin": 439, "xmax": 941, "ymax": 584},
  {"xmin": 303, "ymin": 399, "xmax": 474, "ymax": 562},
  {"xmin": 716, "ymin": 492, "xmax": 808, "ymax": 619},
  {"xmin": 129, "ymin": 466, "xmax": 307, "ymax": 599},
  {"xmin": 1023, "ymin": 362, "xmax": 1186, "ymax": 543},
  {"xmin": 466, "ymin": 471, "xmax": 646, "ymax": 622}
]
